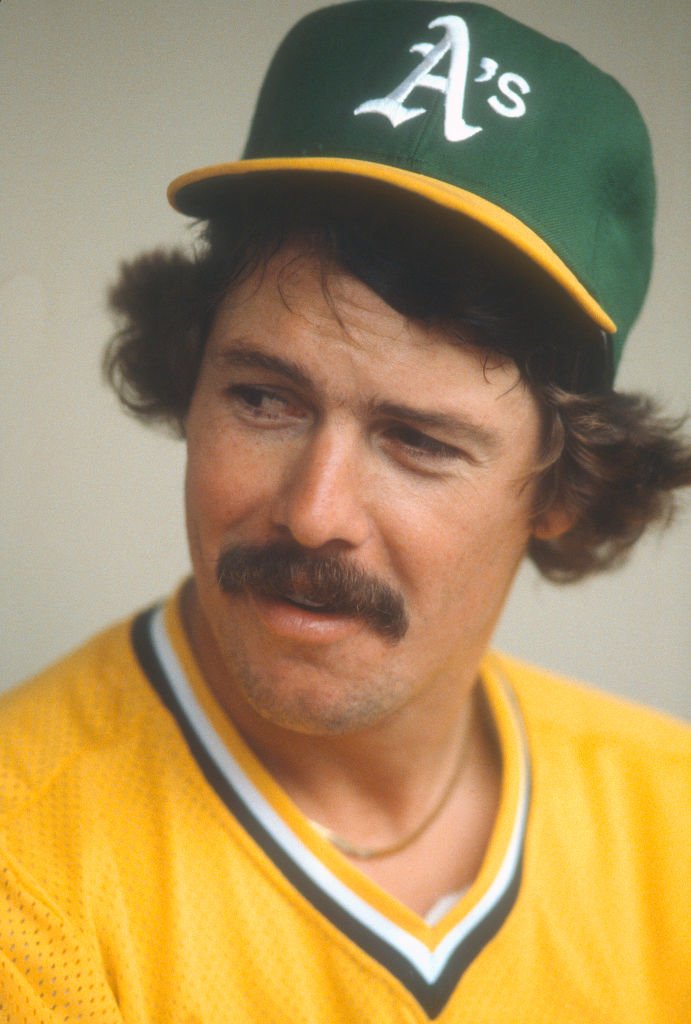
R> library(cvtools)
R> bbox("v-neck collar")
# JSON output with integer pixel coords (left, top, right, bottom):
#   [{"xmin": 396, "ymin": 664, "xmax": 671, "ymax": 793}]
[{"xmin": 131, "ymin": 596, "xmax": 531, "ymax": 1018}]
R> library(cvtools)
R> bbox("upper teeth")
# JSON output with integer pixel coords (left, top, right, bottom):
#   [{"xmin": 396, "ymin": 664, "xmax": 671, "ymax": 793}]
[{"xmin": 291, "ymin": 595, "xmax": 325, "ymax": 609}]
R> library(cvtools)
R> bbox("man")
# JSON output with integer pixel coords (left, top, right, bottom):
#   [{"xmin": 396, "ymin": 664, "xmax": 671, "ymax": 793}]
[{"xmin": 1, "ymin": 3, "xmax": 689, "ymax": 1021}]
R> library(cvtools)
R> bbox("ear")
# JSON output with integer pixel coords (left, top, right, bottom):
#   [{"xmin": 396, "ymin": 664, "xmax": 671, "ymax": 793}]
[{"xmin": 531, "ymin": 503, "xmax": 576, "ymax": 541}]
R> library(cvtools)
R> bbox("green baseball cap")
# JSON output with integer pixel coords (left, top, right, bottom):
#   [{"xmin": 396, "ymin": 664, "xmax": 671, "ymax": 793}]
[{"xmin": 168, "ymin": 1, "xmax": 656, "ymax": 374}]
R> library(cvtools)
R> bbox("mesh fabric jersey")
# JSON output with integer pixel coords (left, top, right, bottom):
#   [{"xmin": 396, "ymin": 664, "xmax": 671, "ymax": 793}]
[{"xmin": 1, "ymin": 589, "xmax": 689, "ymax": 1022}]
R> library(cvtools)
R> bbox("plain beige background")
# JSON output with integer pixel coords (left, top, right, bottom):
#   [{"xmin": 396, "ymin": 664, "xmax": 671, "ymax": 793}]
[{"xmin": 1, "ymin": 1, "xmax": 689, "ymax": 717}]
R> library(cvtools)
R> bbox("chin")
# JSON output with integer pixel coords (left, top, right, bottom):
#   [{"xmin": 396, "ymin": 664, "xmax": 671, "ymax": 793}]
[{"xmin": 239, "ymin": 664, "xmax": 404, "ymax": 737}]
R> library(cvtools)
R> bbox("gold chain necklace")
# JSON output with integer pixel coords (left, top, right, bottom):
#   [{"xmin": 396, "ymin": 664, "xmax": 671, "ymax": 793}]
[{"xmin": 306, "ymin": 742, "xmax": 467, "ymax": 860}]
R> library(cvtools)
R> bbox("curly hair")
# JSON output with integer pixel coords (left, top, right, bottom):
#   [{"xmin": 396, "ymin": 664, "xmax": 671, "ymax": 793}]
[{"xmin": 104, "ymin": 179, "xmax": 691, "ymax": 581}]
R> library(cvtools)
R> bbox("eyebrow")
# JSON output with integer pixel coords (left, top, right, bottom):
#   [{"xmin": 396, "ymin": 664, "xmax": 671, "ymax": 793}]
[
  {"xmin": 214, "ymin": 347, "xmax": 312, "ymax": 389},
  {"xmin": 371, "ymin": 401, "xmax": 500, "ymax": 453},
  {"xmin": 215, "ymin": 344, "xmax": 501, "ymax": 452}
]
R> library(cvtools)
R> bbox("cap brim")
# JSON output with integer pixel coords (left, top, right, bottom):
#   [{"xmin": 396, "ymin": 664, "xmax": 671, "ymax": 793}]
[{"xmin": 168, "ymin": 156, "xmax": 616, "ymax": 336}]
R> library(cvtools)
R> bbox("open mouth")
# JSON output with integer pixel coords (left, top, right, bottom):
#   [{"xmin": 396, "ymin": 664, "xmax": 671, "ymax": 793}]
[
  {"xmin": 279, "ymin": 593, "xmax": 340, "ymax": 614},
  {"xmin": 217, "ymin": 545, "xmax": 409, "ymax": 642}
]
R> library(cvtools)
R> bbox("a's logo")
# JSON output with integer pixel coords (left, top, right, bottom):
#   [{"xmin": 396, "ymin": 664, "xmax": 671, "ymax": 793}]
[{"xmin": 354, "ymin": 15, "xmax": 530, "ymax": 143}]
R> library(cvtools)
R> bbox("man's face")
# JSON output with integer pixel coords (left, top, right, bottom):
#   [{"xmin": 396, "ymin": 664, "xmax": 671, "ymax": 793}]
[{"xmin": 184, "ymin": 244, "xmax": 550, "ymax": 737}]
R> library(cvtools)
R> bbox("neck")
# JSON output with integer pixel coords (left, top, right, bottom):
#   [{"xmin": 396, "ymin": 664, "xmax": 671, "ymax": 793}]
[
  {"xmin": 182, "ymin": 582, "xmax": 502, "ymax": 912},
  {"xmin": 181, "ymin": 580, "xmax": 499, "ymax": 841}
]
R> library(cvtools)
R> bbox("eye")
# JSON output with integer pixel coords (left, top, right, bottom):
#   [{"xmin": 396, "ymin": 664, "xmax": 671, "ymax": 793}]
[
  {"xmin": 227, "ymin": 385, "xmax": 306, "ymax": 423},
  {"xmin": 388, "ymin": 424, "xmax": 462, "ymax": 461}
]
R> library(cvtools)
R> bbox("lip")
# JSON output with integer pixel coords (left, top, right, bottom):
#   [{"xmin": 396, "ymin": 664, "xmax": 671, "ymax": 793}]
[{"xmin": 247, "ymin": 592, "xmax": 365, "ymax": 645}]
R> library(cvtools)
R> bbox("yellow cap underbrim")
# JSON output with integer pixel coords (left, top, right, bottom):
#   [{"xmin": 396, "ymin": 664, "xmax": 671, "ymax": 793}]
[{"xmin": 167, "ymin": 156, "xmax": 616, "ymax": 335}]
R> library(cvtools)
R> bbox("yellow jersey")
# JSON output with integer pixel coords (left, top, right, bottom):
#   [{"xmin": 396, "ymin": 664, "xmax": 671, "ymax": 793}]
[{"xmin": 1, "ymin": 591, "xmax": 689, "ymax": 1022}]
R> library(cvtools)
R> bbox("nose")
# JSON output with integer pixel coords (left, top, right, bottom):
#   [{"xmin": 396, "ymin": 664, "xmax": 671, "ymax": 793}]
[{"xmin": 271, "ymin": 425, "xmax": 372, "ymax": 552}]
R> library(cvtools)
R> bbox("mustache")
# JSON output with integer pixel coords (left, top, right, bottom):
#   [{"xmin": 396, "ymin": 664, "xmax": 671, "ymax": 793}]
[{"xmin": 216, "ymin": 542, "xmax": 408, "ymax": 642}]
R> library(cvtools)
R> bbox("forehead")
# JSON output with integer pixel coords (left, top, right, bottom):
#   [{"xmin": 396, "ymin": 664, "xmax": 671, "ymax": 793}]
[
  {"xmin": 226, "ymin": 246, "xmax": 440, "ymax": 349},
  {"xmin": 204, "ymin": 243, "xmax": 538, "ymax": 429},
  {"xmin": 200, "ymin": 194, "xmax": 609, "ymax": 393},
  {"xmin": 210, "ymin": 242, "xmax": 500, "ymax": 372},
  {"xmin": 213, "ymin": 237, "xmax": 506, "ymax": 356}
]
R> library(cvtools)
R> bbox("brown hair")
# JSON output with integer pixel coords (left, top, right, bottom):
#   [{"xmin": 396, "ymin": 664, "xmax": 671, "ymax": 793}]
[{"xmin": 104, "ymin": 179, "xmax": 691, "ymax": 581}]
